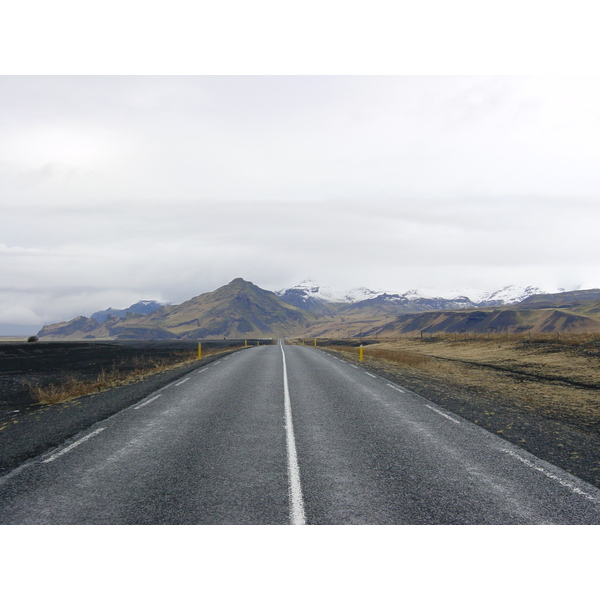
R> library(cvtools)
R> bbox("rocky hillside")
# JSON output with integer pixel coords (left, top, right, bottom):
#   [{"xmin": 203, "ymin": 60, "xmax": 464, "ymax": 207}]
[
  {"xmin": 360, "ymin": 307, "xmax": 600, "ymax": 337},
  {"xmin": 91, "ymin": 300, "xmax": 168, "ymax": 323},
  {"xmin": 38, "ymin": 279, "xmax": 317, "ymax": 340}
]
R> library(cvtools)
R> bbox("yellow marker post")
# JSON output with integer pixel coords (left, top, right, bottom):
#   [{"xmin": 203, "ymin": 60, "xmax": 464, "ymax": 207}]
[
  {"xmin": 314, "ymin": 338, "xmax": 317, "ymax": 347},
  {"xmin": 197, "ymin": 343, "xmax": 202, "ymax": 360},
  {"xmin": 244, "ymin": 339, "xmax": 248, "ymax": 347},
  {"xmin": 359, "ymin": 344, "xmax": 364, "ymax": 362}
]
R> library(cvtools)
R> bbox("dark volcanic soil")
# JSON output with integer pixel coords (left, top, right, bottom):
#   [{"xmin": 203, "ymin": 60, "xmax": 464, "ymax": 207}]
[
  {"xmin": 0, "ymin": 340, "xmax": 248, "ymax": 422},
  {"xmin": 0, "ymin": 340, "xmax": 274, "ymax": 476}
]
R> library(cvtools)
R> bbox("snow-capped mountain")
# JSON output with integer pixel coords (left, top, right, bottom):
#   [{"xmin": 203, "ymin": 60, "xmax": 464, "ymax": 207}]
[
  {"xmin": 37, "ymin": 278, "xmax": 597, "ymax": 340},
  {"xmin": 339, "ymin": 291, "xmax": 475, "ymax": 316},
  {"xmin": 276, "ymin": 280, "xmax": 340, "ymax": 302},
  {"xmin": 476, "ymin": 285, "xmax": 567, "ymax": 307},
  {"xmin": 276, "ymin": 280, "xmax": 571, "ymax": 311},
  {"xmin": 276, "ymin": 279, "xmax": 393, "ymax": 304},
  {"xmin": 275, "ymin": 280, "xmax": 395, "ymax": 314},
  {"xmin": 339, "ymin": 287, "xmax": 391, "ymax": 303},
  {"xmin": 275, "ymin": 280, "xmax": 344, "ymax": 315},
  {"xmin": 276, "ymin": 280, "xmax": 474, "ymax": 313}
]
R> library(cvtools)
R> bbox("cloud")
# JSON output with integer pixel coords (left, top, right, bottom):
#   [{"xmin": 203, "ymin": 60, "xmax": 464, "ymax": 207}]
[{"xmin": 1, "ymin": 75, "xmax": 600, "ymax": 330}]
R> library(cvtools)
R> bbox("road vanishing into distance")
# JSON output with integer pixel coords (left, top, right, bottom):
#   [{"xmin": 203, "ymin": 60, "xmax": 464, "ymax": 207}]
[{"xmin": 1, "ymin": 341, "xmax": 600, "ymax": 524}]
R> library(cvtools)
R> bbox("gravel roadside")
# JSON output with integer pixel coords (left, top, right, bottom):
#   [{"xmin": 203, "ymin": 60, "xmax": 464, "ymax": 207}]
[{"xmin": 0, "ymin": 349, "xmax": 243, "ymax": 477}]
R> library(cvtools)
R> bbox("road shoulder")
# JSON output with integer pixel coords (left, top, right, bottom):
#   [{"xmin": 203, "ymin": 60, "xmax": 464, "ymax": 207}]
[
  {"xmin": 0, "ymin": 350, "xmax": 239, "ymax": 477},
  {"xmin": 320, "ymin": 347, "xmax": 600, "ymax": 491}
]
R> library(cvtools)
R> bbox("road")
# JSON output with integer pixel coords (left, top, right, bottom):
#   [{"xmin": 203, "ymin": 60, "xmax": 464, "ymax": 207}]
[{"xmin": 1, "ymin": 341, "xmax": 600, "ymax": 524}]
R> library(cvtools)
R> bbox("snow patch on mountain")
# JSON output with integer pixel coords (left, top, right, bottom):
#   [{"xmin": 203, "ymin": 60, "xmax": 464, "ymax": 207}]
[
  {"xmin": 476, "ymin": 284, "xmax": 567, "ymax": 306},
  {"xmin": 277, "ymin": 280, "xmax": 573, "ymax": 308},
  {"xmin": 341, "ymin": 287, "xmax": 390, "ymax": 303},
  {"xmin": 276, "ymin": 280, "xmax": 397, "ymax": 304},
  {"xmin": 277, "ymin": 279, "xmax": 340, "ymax": 302}
]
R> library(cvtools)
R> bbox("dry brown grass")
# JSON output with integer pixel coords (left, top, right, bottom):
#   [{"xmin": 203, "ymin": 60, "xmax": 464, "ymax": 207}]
[
  {"xmin": 366, "ymin": 337, "xmax": 600, "ymax": 385},
  {"xmin": 373, "ymin": 331, "xmax": 600, "ymax": 345},
  {"xmin": 26, "ymin": 346, "xmax": 242, "ymax": 406},
  {"xmin": 327, "ymin": 345, "xmax": 433, "ymax": 369},
  {"xmin": 326, "ymin": 338, "xmax": 600, "ymax": 428}
]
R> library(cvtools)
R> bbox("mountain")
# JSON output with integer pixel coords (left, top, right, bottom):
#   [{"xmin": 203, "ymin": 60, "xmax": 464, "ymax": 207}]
[
  {"xmin": 332, "ymin": 288, "xmax": 600, "ymax": 337},
  {"xmin": 38, "ymin": 278, "xmax": 598, "ymax": 340},
  {"xmin": 275, "ymin": 280, "xmax": 342, "ymax": 315},
  {"xmin": 517, "ymin": 288, "xmax": 600, "ymax": 308},
  {"xmin": 38, "ymin": 316, "xmax": 103, "ymax": 339},
  {"xmin": 476, "ymin": 285, "xmax": 566, "ymax": 307},
  {"xmin": 359, "ymin": 305, "xmax": 600, "ymax": 337},
  {"xmin": 91, "ymin": 300, "xmax": 168, "ymax": 323},
  {"xmin": 275, "ymin": 279, "xmax": 384, "ymax": 311},
  {"xmin": 338, "ymin": 292, "xmax": 475, "ymax": 316},
  {"xmin": 38, "ymin": 279, "xmax": 317, "ymax": 340},
  {"xmin": 276, "ymin": 280, "xmax": 567, "ymax": 311}
]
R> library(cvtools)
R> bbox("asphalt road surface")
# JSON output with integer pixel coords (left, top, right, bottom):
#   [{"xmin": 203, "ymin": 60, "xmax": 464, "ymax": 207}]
[{"xmin": 1, "ymin": 341, "xmax": 600, "ymax": 524}]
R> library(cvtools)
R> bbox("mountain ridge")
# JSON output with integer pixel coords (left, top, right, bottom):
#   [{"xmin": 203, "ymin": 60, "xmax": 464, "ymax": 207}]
[
  {"xmin": 275, "ymin": 280, "xmax": 569, "ymax": 310},
  {"xmin": 38, "ymin": 279, "xmax": 317, "ymax": 340},
  {"xmin": 90, "ymin": 300, "xmax": 170, "ymax": 323},
  {"xmin": 37, "ymin": 279, "xmax": 600, "ymax": 340}
]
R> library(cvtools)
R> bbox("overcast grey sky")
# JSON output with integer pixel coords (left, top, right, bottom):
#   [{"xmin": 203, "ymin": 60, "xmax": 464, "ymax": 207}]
[
  {"xmin": 2, "ymin": 1, "xmax": 600, "ymax": 333},
  {"xmin": 2, "ymin": 75, "xmax": 600, "ymax": 332}
]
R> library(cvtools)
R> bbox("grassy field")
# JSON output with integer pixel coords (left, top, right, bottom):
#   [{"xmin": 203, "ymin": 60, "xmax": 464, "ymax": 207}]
[{"xmin": 327, "ymin": 334, "xmax": 600, "ymax": 427}]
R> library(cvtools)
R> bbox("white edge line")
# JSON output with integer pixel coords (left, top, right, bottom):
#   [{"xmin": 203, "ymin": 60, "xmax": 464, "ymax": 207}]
[
  {"xmin": 42, "ymin": 427, "xmax": 106, "ymax": 463},
  {"xmin": 366, "ymin": 372, "xmax": 377, "ymax": 378},
  {"xmin": 386, "ymin": 383, "xmax": 405, "ymax": 393},
  {"xmin": 501, "ymin": 449, "xmax": 597, "ymax": 502},
  {"xmin": 425, "ymin": 404, "xmax": 461, "ymax": 424},
  {"xmin": 134, "ymin": 394, "xmax": 162, "ymax": 410},
  {"xmin": 281, "ymin": 345, "xmax": 306, "ymax": 525},
  {"xmin": 174, "ymin": 377, "xmax": 190, "ymax": 386}
]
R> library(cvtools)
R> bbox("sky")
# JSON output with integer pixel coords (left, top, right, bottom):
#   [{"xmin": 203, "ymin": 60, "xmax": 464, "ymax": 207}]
[{"xmin": 2, "ymin": 8, "xmax": 600, "ymax": 334}]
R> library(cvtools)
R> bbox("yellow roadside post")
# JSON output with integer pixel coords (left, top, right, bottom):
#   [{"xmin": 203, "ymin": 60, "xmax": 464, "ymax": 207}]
[
  {"xmin": 244, "ymin": 339, "xmax": 248, "ymax": 347},
  {"xmin": 197, "ymin": 343, "xmax": 202, "ymax": 359},
  {"xmin": 359, "ymin": 344, "xmax": 364, "ymax": 362},
  {"xmin": 314, "ymin": 338, "xmax": 317, "ymax": 347}
]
